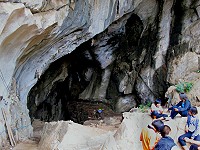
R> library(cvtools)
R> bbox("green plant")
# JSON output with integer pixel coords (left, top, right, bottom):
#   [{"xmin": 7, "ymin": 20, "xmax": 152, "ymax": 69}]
[
  {"xmin": 146, "ymin": 101, "xmax": 152, "ymax": 107},
  {"xmin": 139, "ymin": 101, "xmax": 151, "ymax": 113},
  {"xmin": 196, "ymin": 70, "xmax": 200, "ymax": 73},
  {"xmin": 175, "ymin": 82, "xmax": 193, "ymax": 93}
]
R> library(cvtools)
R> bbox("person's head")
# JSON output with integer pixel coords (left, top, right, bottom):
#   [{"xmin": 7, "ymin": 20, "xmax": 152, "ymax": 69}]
[
  {"xmin": 189, "ymin": 106, "xmax": 198, "ymax": 116},
  {"xmin": 151, "ymin": 120, "xmax": 164, "ymax": 132},
  {"xmin": 160, "ymin": 125, "xmax": 171, "ymax": 137},
  {"xmin": 179, "ymin": 93, "xmax": 188, "ymax": 101},
  {"xmin": 155, "ymin": 99, "xmax": 161, "ymax": 107}
]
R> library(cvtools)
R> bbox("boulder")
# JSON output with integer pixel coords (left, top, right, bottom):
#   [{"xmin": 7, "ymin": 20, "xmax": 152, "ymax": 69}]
[
  {"xmin": 165, "ymin": 85, "xmax": 180, "ymax": 106},
  {"xmin": 115, "ymin": 95, "xmax": 137, "ymax": 113},
  {"xmin": 38, "ymin": 120, "xmax": 115, "ymax": 150},
  {"xmin": 39, "ymin": 109, "xmax": 200, "ymax": 150}
]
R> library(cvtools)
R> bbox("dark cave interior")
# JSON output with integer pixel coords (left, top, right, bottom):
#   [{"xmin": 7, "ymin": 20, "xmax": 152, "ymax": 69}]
[{"xmin": 27, "ymin": 13, "xmax": 168, "ymax": 124}]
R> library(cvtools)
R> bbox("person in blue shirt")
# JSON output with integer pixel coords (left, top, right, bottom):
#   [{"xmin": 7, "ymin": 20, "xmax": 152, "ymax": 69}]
[
  {"xmin": 95, "ymin": 108, "xmax": 104, "ymax": 119},
  {"xmin": 168, "ymin": 93, "xmax": 191, "ymax": 119},
  {"xmin": 178, "ymin": 107, "xmax": 199, "ymax": 150},
  {"xmin": 185, "ymin": 135, "xmax": 200, "ymax": 150},
  {"xmin": 155, "ymin": 125, "xmax": 177, "ymax": 150}
]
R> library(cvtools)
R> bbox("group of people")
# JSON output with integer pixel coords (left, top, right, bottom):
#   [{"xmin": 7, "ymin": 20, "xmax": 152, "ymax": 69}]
[{"xmin": 140, "ymin": 93, "xmax": 200, "ymax": 150}]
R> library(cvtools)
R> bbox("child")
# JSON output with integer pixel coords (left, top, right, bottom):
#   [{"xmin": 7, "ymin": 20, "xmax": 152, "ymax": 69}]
[
  {"xmin": 140, "ymin": 120, "xmax": 164, "ymax": 150},
  {"xmin": 151, "ymin": 99, "xmax": 168, "ymax": 119},
  {"xmin": 185, "ymin": 136, "xmax": 200, "ymax": 150},
  {"xmin": 155, "ymin": 125, "xmax": 177, "ymax": 150},
  {"xmin": 178, "ymin": 107, "xmax": 199, "ymax": 150}
]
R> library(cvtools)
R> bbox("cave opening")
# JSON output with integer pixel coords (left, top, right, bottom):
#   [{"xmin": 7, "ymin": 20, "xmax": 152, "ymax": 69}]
[
  {"xmin": 27, "ymin": 41, "xmax": 100, "ymax": 124},
  {"xmin": 27, "ymin": 40, "xmax": 116, "ymax": 124},
  {"xmin": 27, "ymin": 13, "xmax": 165, "ymax": 124}
]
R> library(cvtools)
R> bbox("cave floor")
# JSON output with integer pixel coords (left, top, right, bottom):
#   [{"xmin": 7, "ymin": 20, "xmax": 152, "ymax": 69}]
[
  {"xmin": 12, "ymin": 119, "xmax": 44, "ymax": 150},
  {"xmin": 13, "ymin": 141, "xmax": 38, "ymax": 150},
  {"xmin": 11, "ymin": 113, "xmax": 122, "ymax": 150}
]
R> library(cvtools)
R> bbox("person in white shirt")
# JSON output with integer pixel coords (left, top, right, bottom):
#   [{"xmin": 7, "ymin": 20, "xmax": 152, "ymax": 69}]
[
  {"xmin": 151, "ymin": 99, "xmax": 168, "ymax": 120},
  {"xmin": 179, "ymin": 107, "xmax": 199, "ymax": 150}
]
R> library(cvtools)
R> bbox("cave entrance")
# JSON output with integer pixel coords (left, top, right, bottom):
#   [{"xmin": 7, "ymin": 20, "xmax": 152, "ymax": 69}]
[
  {"xmin": 27, "ymin": 13, "xmax": 146, "ymax": 124},
  {"xmin": 27, "ymin": 41, "xmax": 100, "ymax": 124},
  {"xmin": 27, "ymin": 41, "xmax": 116, "ymax": 124}
]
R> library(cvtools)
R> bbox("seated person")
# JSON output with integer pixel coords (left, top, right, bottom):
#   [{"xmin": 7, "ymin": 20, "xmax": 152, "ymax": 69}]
[
  {"xmin": 151, "ymin": 99, "xmax": 168, "ymax": 119},
  {"xmin": 168, "ymin": 93, "xmax": 191, "ymax": 119},
  {"xmin": 155, "ymin": 125, "xmax": 178, "ymax": 150},
  {"xmin": 178, "ymin": 107, "xmax": 199, "ymax": 150},
  {"xmin": 140, "ymin": 120, "xmax": 164, "ymax": 150},
  {"xmin": 95, "ymin": 108, "xmax": 104, "ymax": 119},
  {"xmin": 185, "ymin": 135, "xmax": 200, "ymax": 150}
]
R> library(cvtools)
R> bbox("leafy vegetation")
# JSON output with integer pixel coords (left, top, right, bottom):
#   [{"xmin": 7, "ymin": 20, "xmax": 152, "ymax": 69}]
[
  {"xmin": 175, "ymin": 82, "xmax": 193, "ymax": 93},
  {"xmin": 139, "ymin": 101, "xmax": 151, "ymax": 113},
  {"xmin": 196, "ymin": 70, "xmax": 200, "ymax": 73}
]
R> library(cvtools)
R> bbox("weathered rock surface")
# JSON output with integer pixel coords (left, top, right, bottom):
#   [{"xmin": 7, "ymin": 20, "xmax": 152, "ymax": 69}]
[
  {"xmin": 0, "ymin": 0, "xmax": 200, "ymax": 146},
  {"xmin": 38, "ymin": 110, "xmax": 200, "ymax": 150},
  {"xmin": 115, "ymin": 95, "xmax": 137, "ymax": 112},
  {"xmin": 38, "ymin": 120, "xmax": 115, "ymax": 150}
]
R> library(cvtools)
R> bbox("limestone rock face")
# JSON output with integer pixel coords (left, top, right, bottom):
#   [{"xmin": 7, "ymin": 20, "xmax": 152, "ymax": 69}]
[
  {"xmin": 38, "ymin": 111, "xmax": 200, "ymax": 149},
  {"xmin": 0, "ymin": 0, "xmax": 200, "ymax": 145},
  {"xmin": 167, "ymin": 52, "xmax": 200, "ymax": 104},
  {"xmin": 115, "ymin": 95, "xmax": 137, "ymax": 113},
  {"xmin": 38, "ymin": 120, "xmax": 114, "ymax": 150},
  {"xmin": 167, "ymin": 52, "xmax": 199, "ymax": 84}
]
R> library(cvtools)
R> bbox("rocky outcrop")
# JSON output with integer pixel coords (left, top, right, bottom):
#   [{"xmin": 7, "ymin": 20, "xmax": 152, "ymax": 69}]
[
  {"xmin": 38, "ymin": 120, "xmax": 114, "ymax": 150},
  {"xmin": 0, "ymin": 0, "xmax": 200, "ymax": 146},
  {"xmin": 166, "ymin": 51, "xmax": 200, "ymax": 103},
  {"xmin": 38, "ymin": 110, "xmax": 200, "ymax": 150}
]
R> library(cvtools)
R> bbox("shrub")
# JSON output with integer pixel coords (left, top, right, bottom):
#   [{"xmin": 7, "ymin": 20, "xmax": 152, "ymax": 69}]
[
  {"xmin": 195, "ymin": 70, "xmax": 200, "ymax": 73},
  {"xmin": 175, "ymin": 82, "xmax": 193, "ymax": 93},
  {"xmin": 139, "ymin": 101, "xmax": 151, "ymax": 113}
]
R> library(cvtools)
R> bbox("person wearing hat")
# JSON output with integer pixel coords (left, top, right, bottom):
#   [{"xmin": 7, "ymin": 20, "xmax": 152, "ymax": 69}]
[
  {"xmin": 168, "ymin": 93, "xmax": 191, "ymax": 119},
  {"xmin": 151, "ymin": 98, "xmax": 168, "ymax": 120},
  {"xmin": 140, "ymin": 120, "xmax": 164, "ymax": 150},
  {"xmin": 178, "ymin": 107, "xmax": 199, "ymax": 150}
]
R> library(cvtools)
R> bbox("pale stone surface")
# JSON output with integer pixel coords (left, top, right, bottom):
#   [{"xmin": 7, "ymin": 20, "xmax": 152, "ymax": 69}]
[
  {"xmin": 119, "ymin": 70, "xmax": 136, "ymax": 94},
  {"xmin": 165, "ymin": 82, "xmax": 200, "ymax": 106},
  {"xmin": 38, "ymin": 111, "xmax": 200, "ymax": 150},
  {"xmin": 136, "ymin": 67, "xmax": 155, "ymax": 103},
  {"xmin": 115, "ymin": 95, "xmax": 137, "ymax": 113},
  {"xmin": 38, "ymin": 120, "xmax": 114, "ymax": 150},
  {"xmin": 1, "ymin": 0, "xmax": 200, "ymax": 146},
  {"xmin": 154, "ymin": 0, "xmax": 174, "ymax": 69},
  {"xmin": 21, "ymin": 0, "xmax": 69, "ymax": 12},
  {"xmin": 168, "ymin": 52, "xmax": 199, "ymax": 84},
  {"xmin": 166, "ymin": 52, "xmax": 200, "ymax": 104},
  {"xmin": 165, "ymin": 86, "xmax": 180, "ymax": 106},
  {"xmin": 188, "ymin": 79, "xmax": 200, "ymax": 104}
]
